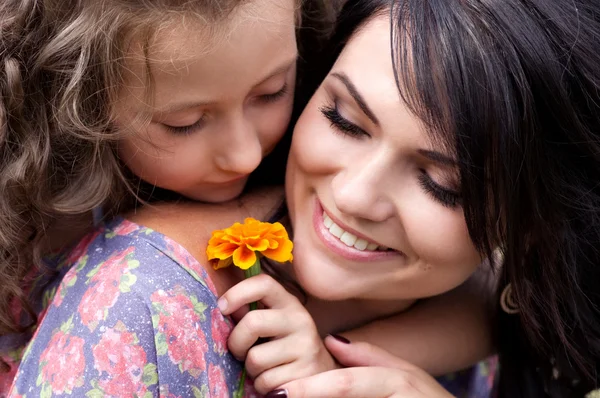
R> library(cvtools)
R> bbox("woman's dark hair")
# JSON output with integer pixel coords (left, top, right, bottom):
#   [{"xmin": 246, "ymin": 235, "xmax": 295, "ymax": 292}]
[{"xmin": 321, "ymin": 0, "xmax": 600, "ymax": 396}]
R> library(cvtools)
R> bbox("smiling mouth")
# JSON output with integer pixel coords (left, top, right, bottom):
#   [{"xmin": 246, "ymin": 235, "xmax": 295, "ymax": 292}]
[
  {"xmin": 322, "ymin": 212, "xmax": 394, "ymax": 252},
  {"xmin": 312, "ymin": 200, "xmax": 403, "ymax": 262}
]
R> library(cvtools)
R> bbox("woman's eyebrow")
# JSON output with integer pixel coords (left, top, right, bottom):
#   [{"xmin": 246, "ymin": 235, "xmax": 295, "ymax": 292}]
[
  {"xmin": 418, "ymin": 149, "xmax": 458, "ymax": 166},
  {"xmin": 331, "ymin": 72, "xmax": 380, "ymax": 126}
]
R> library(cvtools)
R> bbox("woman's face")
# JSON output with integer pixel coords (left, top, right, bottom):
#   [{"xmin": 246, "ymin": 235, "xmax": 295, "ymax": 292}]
[{"xmin": 286, "ymin": 15, "xmax": 482, "ymax": 302}]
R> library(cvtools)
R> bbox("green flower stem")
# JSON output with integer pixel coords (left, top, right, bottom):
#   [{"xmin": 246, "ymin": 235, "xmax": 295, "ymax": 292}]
[
  {"xmin": 235, "ymin": 256, "xmax": 262, "ymax": 397},
  {"xmin": 244, "ymin": 257, "xmax": 262, "ymax": 311}
]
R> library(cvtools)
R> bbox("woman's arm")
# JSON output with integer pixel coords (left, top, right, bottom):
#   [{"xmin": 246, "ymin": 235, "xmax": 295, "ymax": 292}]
[{"xmin": 339, "ymin": 265, "xmax": 496, "ymax": 376}]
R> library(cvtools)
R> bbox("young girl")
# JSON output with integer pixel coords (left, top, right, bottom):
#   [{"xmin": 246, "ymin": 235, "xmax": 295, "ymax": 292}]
[{"xmin": 0, "ymin": 0, "xmax": 337, "ymax": 391}]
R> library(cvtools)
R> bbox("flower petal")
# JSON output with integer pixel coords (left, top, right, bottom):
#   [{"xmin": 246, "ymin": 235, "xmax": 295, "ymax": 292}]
[
  {"xmin": 213, "ymin": 258, "xmax": 233, "ymax": 270},
  {"xmin": 262, "ymin": 238, "xmax": 293, "ymax": 263},
  {"xmin": 246, "ymin": 238, "xmax": 270, "ymax": 252},
  {"xmin": 206, "ymin": 242, "xmax": 238, "ymax": 260},
  {"xmin": 233, "ymin": 246, "xmax": 257, "ymax": 270}
]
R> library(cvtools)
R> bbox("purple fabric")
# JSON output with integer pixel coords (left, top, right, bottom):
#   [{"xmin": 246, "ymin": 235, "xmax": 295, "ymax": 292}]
[{"xmin": 10, "ymin": 217, "xmax": 258, "ymax": 397}]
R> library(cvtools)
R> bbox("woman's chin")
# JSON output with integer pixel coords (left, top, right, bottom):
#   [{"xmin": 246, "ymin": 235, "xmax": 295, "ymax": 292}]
[{"xmin": 293, "ymin": 254, "xmax": 353, "ymax": 301}]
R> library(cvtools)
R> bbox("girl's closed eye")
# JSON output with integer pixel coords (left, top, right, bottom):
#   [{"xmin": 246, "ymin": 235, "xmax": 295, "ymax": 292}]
[
  {"xmin": 258, "ymin": 83, "xmax": 289, "ymax": 104},
  {"xmin": 320, "ymin": 100, "xmax": 370, "ymax": 138},
  {"xmin": 162, "ymin": 116, "xmax": 206, "ymax": 135}
]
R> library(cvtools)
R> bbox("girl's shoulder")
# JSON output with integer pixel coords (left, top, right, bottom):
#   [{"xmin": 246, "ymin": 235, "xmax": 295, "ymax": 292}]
[
  {"xmin": 63, "ymin": 215, "xmax": 219, "ymax": 294},
  {"xmin": 125, "ymin": 185, "xmax": 285, "ymax": 267}
]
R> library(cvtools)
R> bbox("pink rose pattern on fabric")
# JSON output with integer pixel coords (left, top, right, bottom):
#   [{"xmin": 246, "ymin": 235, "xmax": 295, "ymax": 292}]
[
  {"xmin": 152, "ymin": 288, "xmax": 209, "ymax": 377},
  {"xmin": 208, "ymin": 363, "xmax": 228, "ymax": 396},
  {"xmin": 210, "ymin": 307, "xmax": 231, "ymax": 355},
  {"xmin": 37, "ymin": 323, "xmax": 85, "ymax": 394},
  {"xmin": 77, "ymin": 247, "xmax": 137, "ymax": 331},
  {"xmin": 91, "ymin": 322, "xmax": 151, "ymax": 396},
  {"xmin": 7, "ymin": 217, "xmax": 495, "ymax": 397}
]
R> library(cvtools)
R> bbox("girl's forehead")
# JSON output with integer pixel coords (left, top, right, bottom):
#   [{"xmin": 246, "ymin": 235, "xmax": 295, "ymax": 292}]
[
  {"xmin": 130, "ymin": 0, "xmax": 298, "ymax": 68},
  {"xmin": 115, "ymin": 0, "xmax": 298, "ymax": 111}
]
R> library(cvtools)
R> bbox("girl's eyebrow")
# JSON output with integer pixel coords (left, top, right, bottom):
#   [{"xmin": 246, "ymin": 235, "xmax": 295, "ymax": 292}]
[
  {"xmin": 254, "ymin": 53, "xmax": 299, "ymax": 86},
  {"xmin": 156, "ymin": 100, "xmax": 213, "ymax": 114},
  {"xmin": 155, "ymin": 54, "xmax": 299, "ymax": 115},
  {"xmin": 331, "ymin": 71, "xmax": 380, "ymax": 126}
]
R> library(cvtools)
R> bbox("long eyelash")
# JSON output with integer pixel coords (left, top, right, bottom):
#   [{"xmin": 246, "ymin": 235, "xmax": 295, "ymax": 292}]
[
  {"xmin": 319, "ymin": 102, "xmax": 369, "ymax": 138},
  {"xmin": 260, "ymin": 83, "xmax": 289, "ymax": 103},
  {"xmin": 417, "ymin": 172, "xmax": 461, "ymax": 208},
  {"xmin": 163, "ymin": 117, "xmax": 205, "ymax": 135}
]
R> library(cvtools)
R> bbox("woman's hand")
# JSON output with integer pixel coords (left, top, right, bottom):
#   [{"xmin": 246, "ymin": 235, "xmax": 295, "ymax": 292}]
[
  {"xmin": 266, "ymin": 336, "xmax": 454, "ymax": 398},
  {"xmin": 218, "ymin": 274, "xmax": 337, "ymax": 394}
]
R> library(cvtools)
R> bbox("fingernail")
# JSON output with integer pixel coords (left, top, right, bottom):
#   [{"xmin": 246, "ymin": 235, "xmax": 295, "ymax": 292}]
[
  {"xmin": 266, "ymin": 389, "xmax": 288, "ymax": 398},
  {"xmin": 330, "ymin": 334, "xmax": 351, "ymax": 344},
  {"xmin": 217, "ymin": 297, "xmax": 228, "ymax": 313}
]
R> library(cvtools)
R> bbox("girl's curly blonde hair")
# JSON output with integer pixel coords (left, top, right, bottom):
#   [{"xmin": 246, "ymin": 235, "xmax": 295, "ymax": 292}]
[{"xmin": 0, "ymin": 0, "xmax": 336, "ymax": 336}]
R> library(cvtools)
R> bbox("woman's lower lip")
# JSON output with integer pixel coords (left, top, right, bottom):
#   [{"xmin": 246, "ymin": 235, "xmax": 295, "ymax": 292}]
[{"xmin": 312, "ymin": 199, "xmax": 401, "ymax": 262}]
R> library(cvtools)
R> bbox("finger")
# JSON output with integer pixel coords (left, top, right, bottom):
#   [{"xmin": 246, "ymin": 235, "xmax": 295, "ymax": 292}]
[
  {"xmin": 219, "ymin": 274, "xmax": 301, "ymax": 315},
  {"xmin": 228, "ymin": 309, "xmax": 293, "ymax": 359},
  {"xmin": 253, "ymin": 362, "xmax": 300, "ymax": 395},
  {"xmin": 274, "ymin": 367, "xmax": 398, "ymax": 398},
  {"xmin": 244, "ymin": 337, "xmax": 296, "ymax": 379},
  {"xmin": 254, "ymin": 358, "xmax": 330, "ymax": 395},
  {"xmin": 229, "ymin": 305, "xmax": 250, "ymax": 324},
  {"xmin": 324, "ymin": 336, "xmax": 420, "ymax": 370},
  {"xmin": 275, "ymin": 367, "xmax": 452, "ymax": 398}
]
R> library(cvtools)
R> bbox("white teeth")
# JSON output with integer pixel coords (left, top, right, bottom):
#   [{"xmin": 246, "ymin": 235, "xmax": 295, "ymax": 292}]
[
  {"xmin": 329, "ymin": 223, "xmax": 344, "ymax": 238},
  {"xmin": 322, "ymin": 211, "xmax": 381, "ymax": 251},
  {"xmin": 340, "ymin": 231, "xmax": 358, "ymax": 247},
  {"xmin": 353, "ymin": 238, "xmax": 369, "ymax": 251},
  {"xmin": 366, "ymin": 242, "xmax": 379, "ymax": 251}
]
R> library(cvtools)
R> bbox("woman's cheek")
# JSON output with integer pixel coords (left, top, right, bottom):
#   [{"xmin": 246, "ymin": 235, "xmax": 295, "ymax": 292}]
[
  {"xmin": 291, "ymin": 105, "xmax": 339, "ymax": 174},
  {"xmin": 403, "ymin": 196, "xmax": 480, "ymax": 267}
]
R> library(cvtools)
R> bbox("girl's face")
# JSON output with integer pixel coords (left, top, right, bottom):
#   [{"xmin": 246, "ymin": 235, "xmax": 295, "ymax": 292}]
[
  {"xmin": 115, "ymin": 0, "xmax": 297, "ymax": 203},
  {"xmin": 286, "ymin": 16, "xmax": 482, "ymax": 302}
]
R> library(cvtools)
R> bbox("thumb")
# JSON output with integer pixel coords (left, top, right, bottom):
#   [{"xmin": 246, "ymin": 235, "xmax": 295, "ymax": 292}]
[{"xmin": 324, "ymin": 334, "xmax": 420, "ymax": 370}]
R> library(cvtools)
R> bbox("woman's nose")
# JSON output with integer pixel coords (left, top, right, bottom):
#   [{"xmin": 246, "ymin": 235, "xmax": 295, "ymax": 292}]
[{"xmin": 331, "ymin": 162, "xmax": 395, "ymax": 223}]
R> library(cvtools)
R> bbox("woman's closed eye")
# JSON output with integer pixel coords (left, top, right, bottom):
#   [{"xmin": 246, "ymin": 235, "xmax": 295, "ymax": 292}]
[
  {"xmin": 418, "ymin": 171, "xmax": 461, "ymax": 208},
  {"xmin": 320, "ymin": 100, "xmax": 370, "ymax": 138}
]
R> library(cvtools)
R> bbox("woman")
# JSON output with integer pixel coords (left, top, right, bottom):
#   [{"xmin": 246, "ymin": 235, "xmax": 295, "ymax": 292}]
[{"xmin": 271, "ymin": 0, "xmax": 600, "ymax": 396}]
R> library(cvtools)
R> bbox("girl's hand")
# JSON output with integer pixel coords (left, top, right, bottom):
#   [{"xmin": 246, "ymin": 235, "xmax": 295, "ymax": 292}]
[
  {"xmin": 267, "ymin": 336, "xmax": 454, "ymax": 398},
  {"xmin": 218, "ymin": 274, "xmax": 337, "ymax": 394}
]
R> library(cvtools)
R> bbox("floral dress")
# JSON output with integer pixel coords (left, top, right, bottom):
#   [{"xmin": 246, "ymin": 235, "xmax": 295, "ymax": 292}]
[
  {"xmin": 7, "ymin": 216, "xmax": 496, "ymax": 397},
  {"xmin": 9, "ymin": 217, "xmax": 258, "ymax": 397}
]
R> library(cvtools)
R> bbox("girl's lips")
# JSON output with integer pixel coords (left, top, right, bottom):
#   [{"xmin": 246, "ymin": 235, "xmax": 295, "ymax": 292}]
[
  {"xmin": 215, "ymin": 175, "xmax": 249, "ymax": 185},
  {"xmin": 312, "ymin": 199, "xmax": 403, "ymax": 262}
]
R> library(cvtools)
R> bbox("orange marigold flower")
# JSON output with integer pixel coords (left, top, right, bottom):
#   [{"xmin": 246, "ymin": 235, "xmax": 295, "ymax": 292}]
[{"xmin": 206, "ymin": 218, "xmax": 293, "ymax": 270}]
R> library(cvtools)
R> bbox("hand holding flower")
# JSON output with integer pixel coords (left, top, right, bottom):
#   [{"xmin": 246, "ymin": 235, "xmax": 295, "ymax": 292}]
[
  {"xmin": 219, "ymin": 274, "xmax": 338, "ymax": 394},
  {"xmin": 207, "ymin": 218, "xmax": 301, "ymax": 396}
]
